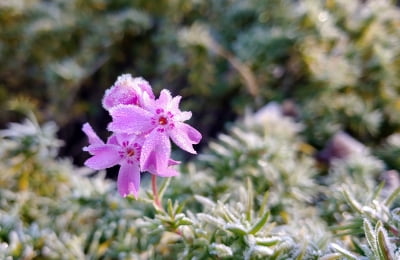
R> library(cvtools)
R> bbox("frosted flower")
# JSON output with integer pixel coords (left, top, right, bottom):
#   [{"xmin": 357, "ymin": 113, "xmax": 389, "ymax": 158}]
[
  {"xmin": 108, "ymin": 89, "xmax": 202, "ymax": 175},
  {"xmin": 83, "ymin": 75, "xmax": 201, "ymax": 198},
  {"xmin": 102, "ymin": 74, "xmax": 154, "ymax": 110},
  {"xmin": 82, "ymin": 123, "xmax": 143, "ymax": 197}
]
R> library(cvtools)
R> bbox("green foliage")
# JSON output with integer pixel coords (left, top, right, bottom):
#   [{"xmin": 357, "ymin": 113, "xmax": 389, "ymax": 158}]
[
  {"xmin": 177, "ymin": 0, "xmax": 400, "ymax": 145},
  {"xmin": 0, "ymin": 0, "xmax": 152, "ymax": 124},
  {"xmin": 1, "ymin": 107, "xmax": 399, "ymax": 259},
  {"xmin": 378, "ymin": 134, "xmax": 400, "ymax": 170}
]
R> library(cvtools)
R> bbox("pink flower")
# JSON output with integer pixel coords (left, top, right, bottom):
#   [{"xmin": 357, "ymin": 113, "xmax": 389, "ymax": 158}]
[
  {"xmin": 108, "ymin": 89, "xmax": 202, "ymax": 175},
  {"xmin": 82, "ymin": 123, "xmax": 143, "ymax": 197},
  {"xmin": 83, "ymin": 74, "xmax": 201, "ymax": 198},
  {"xmin": 102, "ymin": 74, "xmax": 154, "ymax": 110}
]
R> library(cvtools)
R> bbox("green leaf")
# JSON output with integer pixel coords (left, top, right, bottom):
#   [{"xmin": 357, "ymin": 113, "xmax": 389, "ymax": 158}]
[
  {"xmin": 377, "ymin": 225, "xmax": 395, "ymax": 260},
  {"xmin": 363, "ymin": 219, "xmax": 378, "ymax": 256},
  {"xmin": 249, "ymin": 211, "xmax": 270, "ymax": 235},
  {"xmin": 177, "ymin": 218, "xmax": 193, "ymax": 226},
  {"xmin": 343, "ymin": 189, "xmax": 363, "ymax": 214},
  {"xmin": 372, "ymin": 182, "xmax": 385, "ymax": 201},
  {"xmin": 246, "ymin": 177, "xmax": 254, "ymax": 222},
  {"xmin": 383, "ymin": 187, "xmax": 400, "ymax": 207},
  {"xmin": 255, "ymin": 237, "xmax": 280, "ymax": 247},
  {"xmin": 225, "ymin": 224, "xmax": 247, "ymax": 236},
  {"xmin": 319, "ymin": 253, "xmax": 344, "ymax": 260},
  {"xmin": 294, "ymin": 245, "xmax": 306, "ymax": 260},
  {"xmin": 258, "ymin": 191, "xmax": 269, "ymax": 219},
  {"xmin": 175, "ymin": 200, "xmax": 186, "ymax": 215},
  {"xmin": 167, "ymin": 199, "xmax": 174, "ymax": 218},
  {"xmin": 330, "ymin": 243, "xmax": 358, "ymax": 260}
]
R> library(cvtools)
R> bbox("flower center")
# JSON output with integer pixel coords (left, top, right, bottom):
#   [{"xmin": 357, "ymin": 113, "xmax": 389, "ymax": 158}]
[
  {"xmin": 119, "ymin": 142, "xmax": 141, "ymax": 164},
  {"xmin": 151, "ymin": 109, "xmax": 175, "ymax": 132},
  {"xmin": 158, "ymin": 116, "xmax": 168, "ymax": 125},
  {"xmin": 126, "ymin": 148, "xmax": 135, "ymax": 157}
]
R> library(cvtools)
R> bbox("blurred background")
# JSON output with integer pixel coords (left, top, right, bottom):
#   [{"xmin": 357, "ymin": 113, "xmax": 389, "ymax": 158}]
[{"xmin": 1, "ymin": 0, "xmax": 400, "ymax": 168}]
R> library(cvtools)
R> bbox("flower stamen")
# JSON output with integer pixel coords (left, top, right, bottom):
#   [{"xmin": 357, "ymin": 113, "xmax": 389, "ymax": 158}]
[
  {"xmin": 159, "ymin": 116, "xmax": 168, "ymax": 125},
  {"xmin": 126, "ymin": 148, "xmax": 135, "ymax": 157}
]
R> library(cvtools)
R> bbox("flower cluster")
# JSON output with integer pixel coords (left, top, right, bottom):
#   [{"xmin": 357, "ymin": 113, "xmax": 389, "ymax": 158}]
[{"xmin": 82, "ymin": 74, "xmax": 202, "ymax": 197}]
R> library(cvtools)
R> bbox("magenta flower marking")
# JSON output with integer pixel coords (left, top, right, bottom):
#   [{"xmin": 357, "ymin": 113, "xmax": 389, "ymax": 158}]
[{"xmin": 82, "ymin": 74, "xmax": 202, "ymax": 198}]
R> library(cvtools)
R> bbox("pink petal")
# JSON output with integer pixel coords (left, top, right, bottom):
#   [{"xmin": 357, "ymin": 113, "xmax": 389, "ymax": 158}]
[
  {"xmin": 134, "ymin": 77, "xmax": 155, "ymax": 100},
  {"xmin": 117, "ymin": 162, "xmax": 141, "ymax": 197},
  {"xmin": 140, "ymin": 129, "xmax": 171, "ymax": 175},
  {"xmin": 169, "ymin": 122, "xmax": 202, "ymax": 154},
  {"xmin": 141, "ymin": 91, "xmax": 156, "ymax": 111},
  {"xmin": 156, "ymin": 159, "xmax": 180, "ymax": 177},
  {"xmin": 108, "ymin": 104, "xmax": 153, "ymax": 134},
  {"xmin": 156, "ymin": 166, "xmax": 179, "ymax": 177},
  {"xmin": 168, "ymin": 95, "xmax": 182, "ymax": 111},
  {"xmin": 106, "ymin": 134, "xmax": 118, "ymax": 145},
  {"xmin": 157, "ymin": 89, "xmax": 172, "ymax": 108},
  {"xmin": 102, "ymin": 74, "xmax": 139, "ymax": 110},
  {"xmin": 168, "ymin": 96, "xmax": 192, "ymax": 121},
  {"xmin": 82, "ymin": 123, "xmax": 103, "ymax": 145},
  {"xmin": 114, "ymin": 132, "xmax": 135, "ymax": 145},
  {"xmin": 84, "ymin": 145, "xmax": 121, "ymax": 170},
  {"xmin": 168, "ymin": 159, "xmax": 181, "ymax": 166},
  {"xmin": 102, "ymin": 86, "xmax": 138, "ymax": 110},
  {"xmin": 175, "ymin": 111, "xmax": 192, "ymax": 122}
]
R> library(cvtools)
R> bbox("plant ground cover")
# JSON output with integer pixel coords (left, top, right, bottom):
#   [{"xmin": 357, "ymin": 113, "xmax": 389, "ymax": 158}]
[{"xmin": 1, "ymin": 0, "xmax": 400, "ymax": 259}]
